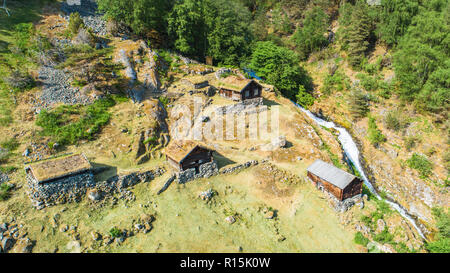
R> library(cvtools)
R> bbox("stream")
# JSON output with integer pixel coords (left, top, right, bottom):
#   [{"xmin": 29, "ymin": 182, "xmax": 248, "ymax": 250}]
[{"xmin": 292, "ymin": 101, "xmax": 426, "ymax": 240}]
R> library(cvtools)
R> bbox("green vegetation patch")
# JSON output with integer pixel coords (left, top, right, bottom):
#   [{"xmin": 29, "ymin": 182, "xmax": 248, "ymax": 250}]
[
  {"xmin": 406, "ymin": 153, "xmax": 433, "ymax": 178},
  {"xmin": 426, "ymin": 207, "xmax": 450, "ymax": 253},
  {"xmin": 35, "ymin": 96, "xmax": 118, "ymax": 145}
]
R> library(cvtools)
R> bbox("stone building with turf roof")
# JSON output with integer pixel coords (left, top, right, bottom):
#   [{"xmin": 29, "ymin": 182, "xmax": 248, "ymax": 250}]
[{"xmin": 25, "ymin": 153, "xmax": 95, "ymax": 209}]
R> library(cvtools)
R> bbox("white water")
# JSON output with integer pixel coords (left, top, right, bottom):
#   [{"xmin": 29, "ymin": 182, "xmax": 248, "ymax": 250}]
[{"xmin": 294, "ymin": 102, "xmax": 426, "ymax": 240}]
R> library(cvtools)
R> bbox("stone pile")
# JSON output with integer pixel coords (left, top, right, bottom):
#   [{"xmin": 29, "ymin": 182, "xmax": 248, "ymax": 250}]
[
  {"xmin": 38, "ymin": 65, "xmax": 92, "ymax": 108},
  {"xmin": 61, "ymin": 0, "xmax": 107, "ymax": 36},
  {"xmin": 0, "ymin": 171, "xmax": 9, "ymax": 184},
  {"xmin": 0, "ymin": 221, "xmax": 34, "ymax": 253}
]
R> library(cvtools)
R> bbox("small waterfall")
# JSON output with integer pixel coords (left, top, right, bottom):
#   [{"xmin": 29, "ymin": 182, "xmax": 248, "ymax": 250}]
[{"xmin": 293, "ymin": 101, "xmax": 426, "ymax": 240}]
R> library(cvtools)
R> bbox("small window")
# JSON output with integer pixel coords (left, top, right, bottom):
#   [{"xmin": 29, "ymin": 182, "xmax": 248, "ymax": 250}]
[
  {"xmin": 254, "ymin": 88, "xmax": 259, "ymax": 96},
  {"xmin": 245, "ymin": 90, "xmax": 250, "ymax": 98}
]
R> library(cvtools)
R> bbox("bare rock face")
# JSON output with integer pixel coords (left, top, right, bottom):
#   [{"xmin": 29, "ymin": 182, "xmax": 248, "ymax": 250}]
[
  {"xmin": 73, "ymin": 28, "xmax": 95, "ymax": 46},
  {"xmin": 132, "ymin": 100, "xmax": 170, "ymax": 164},
  {"xmin": 260, "ymin": 135, "xmax": 287, "ymax": 151}
]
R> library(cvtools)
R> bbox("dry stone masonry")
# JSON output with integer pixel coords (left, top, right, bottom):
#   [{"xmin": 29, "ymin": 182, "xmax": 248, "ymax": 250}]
[{"xmin": 27, "ymin": 167, "xmax": 165, "ymax": 209}]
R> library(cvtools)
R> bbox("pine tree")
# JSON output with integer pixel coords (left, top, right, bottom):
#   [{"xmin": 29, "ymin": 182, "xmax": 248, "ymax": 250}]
[
  {"xmin": 349, "ymin": 88, "xmax": 369, "ymax": 119},
  {"xmin": 346, "ymin": 0, "xmax": 372, "ymax": 68}
]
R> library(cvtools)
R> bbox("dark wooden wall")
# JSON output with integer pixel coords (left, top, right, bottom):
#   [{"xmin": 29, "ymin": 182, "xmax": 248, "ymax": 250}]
[
  {"xmin": 180, "ymin": 147, "xmax": 212, "ymax": 171},
  {"xmin": 342, "ymin": 178, "xmax": 363, "ymax": 200},
  {"xmin": 308, "ymin": 171, "xmax": 363, "ymax": 201},
  {"xmin": 308, "ymin": 172, "xmax": 343, "ymax": 200},
  {"xmin": 241, "ymin": 81, "xmax": 262, "ymax": 100}
]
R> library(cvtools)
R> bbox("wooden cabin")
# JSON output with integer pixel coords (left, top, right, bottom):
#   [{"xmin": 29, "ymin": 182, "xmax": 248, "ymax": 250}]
[
  {"xmin": 25, "ymin": 153, "xmax": 93, "ymax": 184},
  {"xmin": 307, "ymin": 159, "xmax": 363, "ymax": 201},
  {"xmin": 217, "ymin": 75, "xmax": 262, "ymax": 101},
  {"xmin": 165, "ymin": 141, "xmax": 213, "ymax": 173}
]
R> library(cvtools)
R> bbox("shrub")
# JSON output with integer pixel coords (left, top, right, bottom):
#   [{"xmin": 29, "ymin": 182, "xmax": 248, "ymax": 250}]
[
  {"xmin": 356, "ymin": 73, "xmax": 379, "ymax": 92},
  {"xmin": 68, "ymin": 12, "xmax": 85, "ymax": 36},
  {"xmin": 426, "ymin": 207, "xmax": 450, "ymax": 253},
  {"xmin": 109, "ymin": 227, "xmax": 122, "ymax": 238},
  {"xmin": 0, "ymin": 183, "xmax": 12, "ymax": 201},
  {"xmin": 404, "ymin": 136, "xmax": 419, "ymax": 151},
  {"xmin": 367, "ymin": 116, "xmax": 386, "ymax": 146},
  {"xmin": 0, "ymin": 138, "xmax": 19, "ymax": 151},
  {"xmin": 296, "ymin": 86, "xmax": 315, "ymax": 108},
  {"xmin": 406, "ymin": 153, "xmax": 433, "ymax": 178},
  {"xmin": 384, "ymin": 111, "xmax": 406, "ymax": 131},
  {"xmin": 5, "ymin": 70, "xmax": 35, "ymax": 91},
  {"xmin": 322, "ymin": 70, "xmax": 349, "ymax": 95},
  {"xmin": 354, "ymin": 232, "xmax": 369, "ymax": 246},
  {"xmin": 349, "ymin": 89, "xmax": 369, "ymax": 119},
  {"xmin": 373, "ymin": 227, "xmax": 394, "ymax": 244}
]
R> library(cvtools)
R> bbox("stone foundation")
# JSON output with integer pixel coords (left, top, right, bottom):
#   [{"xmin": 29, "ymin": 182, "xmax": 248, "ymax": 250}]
[
  {"xmin": 216, "ymin": 97, "xmax": 265, "ymax": 115},
  {"xmin": 27, "ymin": 172, "xmax": 95, "ymax": 209},
  {"xmin": 27, "ymin": 167, "xmax": 165, "ymax": 209},
  {"xmin": 177, "ymin": 161, "xmax": 219, "ymax": 184}
]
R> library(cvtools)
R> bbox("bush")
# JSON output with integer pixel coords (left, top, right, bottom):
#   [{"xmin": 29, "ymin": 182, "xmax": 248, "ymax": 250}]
[
  {"xmin": 322, "ymin": 70, "xmax": 349, "ymax": 95},
  {"xmin": 0, "ymin": 138, "xmax": 19, "ymax": 151},
  {"xmin": 404, "ymin": 136, "xmax": 419, "ymax": 151},
  {"xmin": 5, "ymin": 70, "xmax": 35, "ymax": 91},
  {"xmin": 426, "ymin": 207, "xmax": 450, "ymax": 253},
  {"xmin": 109, "ymin": 227, "xmax": 122, "ymax": 238},
  {"xmin": 68, "ymin": 12, "xmax": 85, "ymax": 36},
  {"xmin": 373, "ymin": 227, "xmax": 394, "ymax": 244},
  {"xmin": 0, "ymin": 183, "xmax": 12, "ymax": 201},
  {"xmin": 354, "ymin": 232, "xmax": 369, "ymax": 246},
  {"xmin": 296, "ymin": 86, "xmax": 315, "ymax": 108},
  {"xmin": 384, "ymin": 111, "xmax": 406, "ymax": 131},
  {"xmin": 367, "ymin": 116, "xmax": 386, "ymax": 146},
  {"xmin": 356, "ymin": 73, "xmax": 379, "ymax": 92},
  {"xmin": 348, "ymin": 89, "xmax": 369, "ymax": 119},
  {"xmin": 406, "ymin": 153, "xmax": 433, "ymax": 178}
]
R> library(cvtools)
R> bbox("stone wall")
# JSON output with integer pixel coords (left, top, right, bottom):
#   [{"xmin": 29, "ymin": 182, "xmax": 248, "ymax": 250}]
[
  {"xmin": 216, "ymin": 97, "xmax": 265, "ymax": 115},
  {"xmin": 27, "ymin": 167, "xmax": 165, "ymax": 209},
  {"xmin": 27, "ymin": 172, "xmax": 95, "ymax": 209},
  {"xmin": 220, "ymin": 160, "xmax": 259, "ymax": 174},
  {"xmin": 177, "ymin": 161, "xmax": 219, "ymax": 184}
]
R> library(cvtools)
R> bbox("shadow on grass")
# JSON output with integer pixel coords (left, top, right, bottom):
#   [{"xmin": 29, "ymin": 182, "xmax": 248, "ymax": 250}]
[
  {"xmin": 213, "ymin": 151, "xmax": 236, "ymax": 169},
  {"xmin": 92, "ymin": 162, "xmax": 118, "ymax": 182}
]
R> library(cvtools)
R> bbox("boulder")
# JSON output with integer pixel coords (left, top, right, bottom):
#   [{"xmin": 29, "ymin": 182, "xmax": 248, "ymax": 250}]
[
  {"xmin": 11, "ymin": 238, "xmax": 33, "ymax": 253},
  {"xmin": 87, "ymin": 189, "xmax": 101, "ymax": 201},
  {"xmin": 1, "ymin": 237, "xmax": 14, "ymax": 251},
  {"xmin": 225, "ymin": 216, "xmax": 236, "ymax": 224}
]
